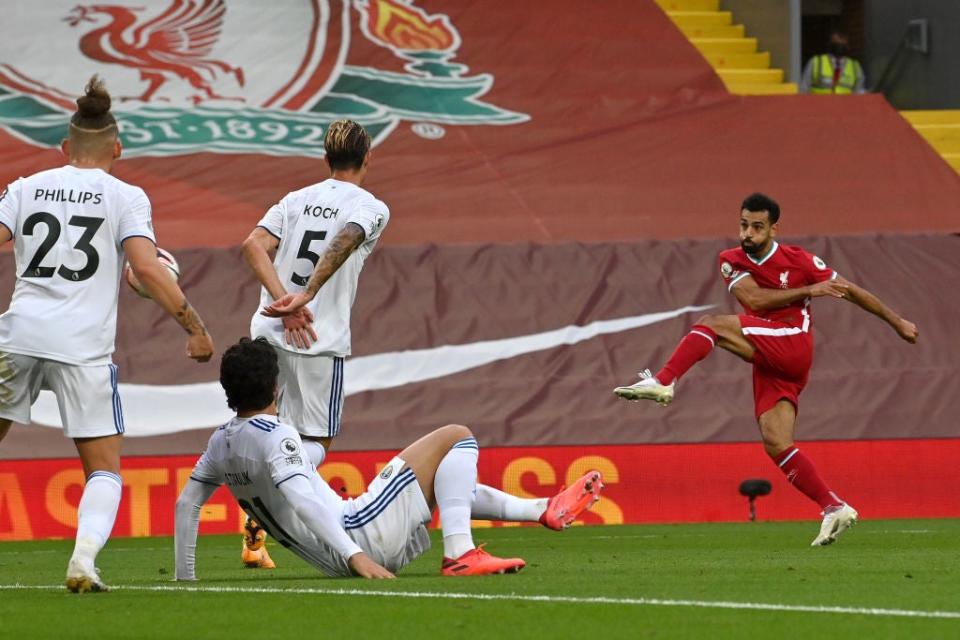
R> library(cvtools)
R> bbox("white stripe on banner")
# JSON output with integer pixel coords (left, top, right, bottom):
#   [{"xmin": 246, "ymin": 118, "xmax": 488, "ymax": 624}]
[
  {"xmin": 27, "ymin": 305, "xmax": 713, "ymax": 436},
  {"xmin": 1, "ymin": 584, "xmax": 958, "ymax": 619}
]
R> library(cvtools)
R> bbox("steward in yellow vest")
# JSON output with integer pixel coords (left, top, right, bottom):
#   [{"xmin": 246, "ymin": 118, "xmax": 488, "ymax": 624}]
[{"xmin": 807, "ymin": 54, "xmax": 865, "ymax": 94}]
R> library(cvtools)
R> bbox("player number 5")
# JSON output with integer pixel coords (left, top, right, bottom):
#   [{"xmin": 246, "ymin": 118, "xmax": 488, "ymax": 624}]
[{"xmin": 291, "ymin": 230, "xmax": 327, "ymax": 286}]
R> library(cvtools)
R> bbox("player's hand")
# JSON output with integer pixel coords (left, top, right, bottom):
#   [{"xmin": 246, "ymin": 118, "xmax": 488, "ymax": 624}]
[
  {"xmin": 186, "ymin": 332, "xmax": 214, "ymax": 362},
  {"xmin": 894, "ymin": 318, "xmax": 919, "ymax": 344},
  {"xmin": 282, "ymin": 308, "xmax": 318, "ymax": 349},
  {"xmin": 348, "ymin": 553, "xmax": 396, "ymax": 579},
  {"xmin": 808, "ymin": 280, "xmax": 849, "ymax": 299},
  {"xmin": 262, "ymin": 292, "xmax": 312, "ymax": 318}
]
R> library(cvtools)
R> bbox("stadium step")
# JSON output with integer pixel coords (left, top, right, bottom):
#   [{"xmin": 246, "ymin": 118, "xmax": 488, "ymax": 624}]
[
  {"xmin": 661, "ymin": 5, "xmax": 794, "ymax": 96},
  {"xmin": 669, "ymin": 11, "xmax": 733, "ymax": 28},
  {"xmin": 704, "ymin": 52, "xmax": 770, "ymax": 69},
  {"xmin": 717, "ymin": 68, "xmax": 784, "ymax": 84},
  {"xmin": 901, "ymin": 111, "xmax": 960, "ymax": 173},
  {"xmin": 901, "ymin": 109, "xmax": 960, "ymax": 125},
  {"xmin": 654, "ymin": 0, "xmax": 720, "ymax": 11},
  {"xmin": 724, "ymin": 83, "xmax": 798, "ymax": 95},
  {"xmin": 678, "ymin": 24, "xmax": 746, "ymax": 38},
  {"xmin": 692, "ymin": 38, "xmax": 758, "ymax": 54}
]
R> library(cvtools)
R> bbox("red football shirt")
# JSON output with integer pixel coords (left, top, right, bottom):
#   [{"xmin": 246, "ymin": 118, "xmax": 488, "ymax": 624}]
[{"xmin": 718, "ymin": 241, "xmax": 837, "ymax": 328}]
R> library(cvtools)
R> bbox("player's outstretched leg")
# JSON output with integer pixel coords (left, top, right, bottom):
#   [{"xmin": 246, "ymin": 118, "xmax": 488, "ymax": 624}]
[
  {"xmin": 470, "ymin": 471, "xmax": 604, "ymax": 530},
  {"xmin": 400, "ymin": 425, "xmax": 525, "ymax": 576},
  {"xmin": 614, "ymin": 320, "xmax": 721, "ymax": 405},
  {"xmin": 615, "ymin": 315, "xmax": 755, "ymax": 405}
]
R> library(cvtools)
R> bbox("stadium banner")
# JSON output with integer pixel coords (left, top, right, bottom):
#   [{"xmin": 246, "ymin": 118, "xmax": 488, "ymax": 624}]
[{"xmin": 2, "ymin": 439, "xmax": 958, "ymax": 541}]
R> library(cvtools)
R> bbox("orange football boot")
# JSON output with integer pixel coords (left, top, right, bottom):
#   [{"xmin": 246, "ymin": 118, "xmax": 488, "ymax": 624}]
[
  {"xmin": 241, "ymin": 518, "xmax": 276, "ymax": 569},
  {"xmin": 539, "ymin": 470, "xmax": 604, "ymax": 530},
  {"xmin": 441, "ymin": 544, "xmax": 525, "ymax": 576}
]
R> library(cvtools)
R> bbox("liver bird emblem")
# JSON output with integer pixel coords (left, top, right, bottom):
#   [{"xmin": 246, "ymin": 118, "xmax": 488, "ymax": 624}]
[{"xmin": 65, "ymin": 0, "xmax": 245, "ymax": 104}]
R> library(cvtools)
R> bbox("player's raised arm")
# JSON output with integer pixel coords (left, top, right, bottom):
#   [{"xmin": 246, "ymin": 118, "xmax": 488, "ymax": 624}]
[
  {"xmin": 731, "ymin": 273, "xmax": 849, "ymax": 311},
  {"xmin": 833, "ymin": 275, "xmax": 918, "ymax": 343},
  {"xmin": 124, "ymin": 236, "xmax": 214, "ymax": 362},
  {"xmin": 174, "ymin": 478, "xmax": 220, "ymax": 581},
  {"xmin": 261, "ymin": 222, "xmax": 365, "ymax": 317}
]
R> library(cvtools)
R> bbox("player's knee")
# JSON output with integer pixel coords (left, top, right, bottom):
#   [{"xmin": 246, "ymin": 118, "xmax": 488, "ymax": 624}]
[
  {"xmin": 440, "ymin": 423, "xmax": 473, "ymax": 443},
  {"xmin": 759, "ymin": 426, "xmax": 791, "ymax": 453},
  {"xmin": 695, "ymin": 314, "xmax": 721, "ymax": 330}
]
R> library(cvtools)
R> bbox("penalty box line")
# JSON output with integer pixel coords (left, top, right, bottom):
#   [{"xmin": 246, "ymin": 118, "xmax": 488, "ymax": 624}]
[{"xmin": 3, "ymin": 584, "xmax": 960, "ymax": 620}]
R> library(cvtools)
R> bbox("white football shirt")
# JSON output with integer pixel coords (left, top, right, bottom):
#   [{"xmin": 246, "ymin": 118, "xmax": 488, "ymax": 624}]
[
  {"xmin": 250, "ymin": 179, "xmax": 389, "ymax": 356},
  {"xmin": 189, "ymin": 414, "xmax": 361, "ymax": 575},
  {"xmin": 0, "ymin": 166, "xmax": 155, "ymax": 365}
]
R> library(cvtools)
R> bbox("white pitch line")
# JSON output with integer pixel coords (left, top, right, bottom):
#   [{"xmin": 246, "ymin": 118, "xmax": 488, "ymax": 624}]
[{"xmin": 2, "ymin": 584, "xmax": 958, "ymax": 620}]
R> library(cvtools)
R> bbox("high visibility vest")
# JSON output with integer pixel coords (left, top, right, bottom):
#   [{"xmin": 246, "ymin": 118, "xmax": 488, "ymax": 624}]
[{"xmin": 810, "ymin": 54, "xmax": 862, "ymax": 94}]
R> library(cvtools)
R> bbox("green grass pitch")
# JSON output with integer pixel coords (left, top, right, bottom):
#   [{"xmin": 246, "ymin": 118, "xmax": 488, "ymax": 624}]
[{"xmin": 2, "ymin": 520, "xmax": 959, "ymax": 639}]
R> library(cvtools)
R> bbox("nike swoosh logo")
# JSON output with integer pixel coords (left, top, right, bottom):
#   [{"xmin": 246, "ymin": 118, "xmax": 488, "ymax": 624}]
[{"xmin": 29, "ymin": 304, "xmax": 713, "ymax": 435}]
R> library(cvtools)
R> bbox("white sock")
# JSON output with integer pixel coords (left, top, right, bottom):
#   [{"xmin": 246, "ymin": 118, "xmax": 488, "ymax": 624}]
[
  {"xmin": 435, "ymin": 436, "xmax": 479, "ymax": 559},
  {"xmin": 473, "ymin": 485, "xmax": 547, "ymax": 522},
  {"xmin": 302, "ymin": 440, "xmax": 326, "ymax": 469},
  {"xmin": 70, "ymin": 471, "xmax": 122, "ymax": 567}
]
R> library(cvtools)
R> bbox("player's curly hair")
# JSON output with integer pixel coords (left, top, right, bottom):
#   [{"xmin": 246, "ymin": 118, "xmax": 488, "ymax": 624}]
[
  {"xmin": 324, "ymin": 119, "xmax": 371, "ymax": 171},
  {"xmin": 741, "ymin": 192, "xmax": 780, "ymax": 224},
  {"xmin": 219, "ymin": 337, "xmax": 279, "ymax": 413},
  {"xmin": 70, "ymin": 75, "xmax": 117, "ymax": 131}
]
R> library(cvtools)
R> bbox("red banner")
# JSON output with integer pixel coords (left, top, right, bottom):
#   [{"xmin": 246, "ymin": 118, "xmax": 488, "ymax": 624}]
[{"xmin": 1, "ymin": 439, "xmax": 958, "ymax": 541}]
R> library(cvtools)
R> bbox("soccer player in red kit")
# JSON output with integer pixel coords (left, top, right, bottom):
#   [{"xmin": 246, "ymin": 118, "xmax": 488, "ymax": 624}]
[{"xmin": 614, "ymin": 193, "xmax": 918, "ymax": 545}]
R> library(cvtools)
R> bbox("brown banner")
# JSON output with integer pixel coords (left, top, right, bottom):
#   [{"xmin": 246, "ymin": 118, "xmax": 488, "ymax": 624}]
[{"xmin": 2, "ymin": 234, "xmax": 956, "ymax": 458}]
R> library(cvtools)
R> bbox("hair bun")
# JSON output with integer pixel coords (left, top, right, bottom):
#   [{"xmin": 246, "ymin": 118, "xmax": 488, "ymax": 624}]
[{"xmin": 76, "ymin": 75, "xmax": 111, "ymax": 118}]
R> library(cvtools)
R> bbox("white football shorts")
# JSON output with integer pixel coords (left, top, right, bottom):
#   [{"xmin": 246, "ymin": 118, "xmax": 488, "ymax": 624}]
[
  {"xmin": 0, "ymin": 351, "xmax": 125, "ymax": 438},
  {"xmin": 343, "ymin": 456, "xmax": 432, "ymax": 573},
  {"xmin": 274, "ymin": 347, "xmax": 344, "ymax": 438}
]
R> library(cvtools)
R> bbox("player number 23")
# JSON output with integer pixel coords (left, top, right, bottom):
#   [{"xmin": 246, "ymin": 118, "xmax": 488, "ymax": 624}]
[{"xmin": 21, "ymin": 211, "xmax": 104, "ymax": 282}]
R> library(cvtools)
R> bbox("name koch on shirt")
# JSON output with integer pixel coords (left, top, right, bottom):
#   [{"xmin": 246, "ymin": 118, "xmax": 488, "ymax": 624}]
[{"xmin": 303, "ymin": 204, "xmax": 339, "ymax": 219}]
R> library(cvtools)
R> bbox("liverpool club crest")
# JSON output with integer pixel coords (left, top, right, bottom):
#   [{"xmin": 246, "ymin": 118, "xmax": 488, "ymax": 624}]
[{"xmin": 0, "ymin": 0, "xmax": 528, "ymax": 158}]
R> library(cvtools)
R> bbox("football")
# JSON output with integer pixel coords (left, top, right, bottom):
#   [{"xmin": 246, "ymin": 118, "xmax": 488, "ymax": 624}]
[{"xmin": 125, "ymin": 247, "xmax": 180, "ymax": 299}]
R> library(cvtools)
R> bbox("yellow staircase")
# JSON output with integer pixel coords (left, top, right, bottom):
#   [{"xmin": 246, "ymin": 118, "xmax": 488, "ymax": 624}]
[
  {"xmin": 900, "ymin": 110, "xmax": 960, "ymax": 173},
  {"xmin": 655, "ymin": 0, "xmax": 797, "ymax": 95}
]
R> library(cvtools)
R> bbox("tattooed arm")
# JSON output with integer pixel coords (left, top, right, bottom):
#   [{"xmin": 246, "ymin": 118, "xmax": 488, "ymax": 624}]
[
  {"xmin": 124, "ymin": 237, "xmax": 214, "ymax": 362},
  {"xmin": 261, "ymin": 223, "xmax": 365, "ymax": 317}
]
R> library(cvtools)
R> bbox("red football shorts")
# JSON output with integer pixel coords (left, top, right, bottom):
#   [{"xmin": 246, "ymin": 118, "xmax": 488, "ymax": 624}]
[{"xmin": 738, "ymin": 314, "xmax": 813, "ymax": 419}]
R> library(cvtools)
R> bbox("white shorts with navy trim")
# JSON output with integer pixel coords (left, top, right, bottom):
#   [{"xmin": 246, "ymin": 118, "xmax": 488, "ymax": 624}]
[
  {"xmin": 0, "ymin": 351, "xmax": 124, "ymax": 438},
  {"xmin": 343, "ymin": 456, "xmax": 432, "ymax": 573},
  {"xmin": 274, "ymin": 348, "xmax": 344, "ymax": 439}
]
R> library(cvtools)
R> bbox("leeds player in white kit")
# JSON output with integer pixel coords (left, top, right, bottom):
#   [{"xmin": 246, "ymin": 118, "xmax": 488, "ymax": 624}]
[
  {"xmin": 240, "ymin": 120, "xmax": 388, "ymax": 566},
  {"xmin": 175, "ymin": 338, "xmax": 604, "ymax": 579},
  {"xmin": 0, "ymin": 77, "xmax": 214, "ymax": 593}
]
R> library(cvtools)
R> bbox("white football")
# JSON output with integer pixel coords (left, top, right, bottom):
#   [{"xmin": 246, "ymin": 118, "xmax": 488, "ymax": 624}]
[{"xmin": 125, "ymin": 247, "xmax": 180, "ymax": 299}]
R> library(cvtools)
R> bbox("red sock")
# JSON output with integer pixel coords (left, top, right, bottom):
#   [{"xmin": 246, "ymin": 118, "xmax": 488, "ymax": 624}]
[
  {"xmin": 655, "ymin": 325, "xmax": 717, "ymax": 385},
  {"xmin": 774, "ymin": 446, "xmax": 843, "ymax": 510}
]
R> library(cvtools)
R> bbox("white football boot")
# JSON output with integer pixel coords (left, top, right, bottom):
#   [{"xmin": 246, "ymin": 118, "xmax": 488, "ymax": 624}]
[
  {"xmin": 811, "ymin": 503, "xmax": 859, "ymax": 546},
  {"xmin": 65, "ymin": 556, "xmax": 109, "ymax": 593},
  {"xmin": 613, "ymin": 369, "xmax": 675, "ymax": 406}
]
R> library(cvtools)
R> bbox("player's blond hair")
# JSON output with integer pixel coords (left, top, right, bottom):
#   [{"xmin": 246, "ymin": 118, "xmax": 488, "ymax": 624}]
[
  {"xmin": 324, "ymin": 119, "xmax": 370, "ymax": 171},
  {"xmin": 68, "ymin": 75, "xmax": 118, "ymax": 153}
]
